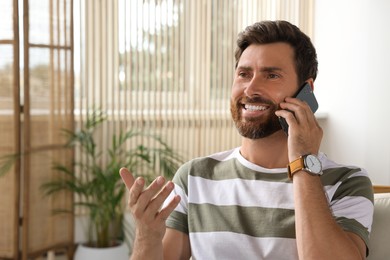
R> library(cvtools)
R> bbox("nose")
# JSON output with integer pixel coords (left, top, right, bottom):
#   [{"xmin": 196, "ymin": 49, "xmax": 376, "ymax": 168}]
[{"xmin": 244, "ymin": 76, "xmax": 264, "ymax": 97}]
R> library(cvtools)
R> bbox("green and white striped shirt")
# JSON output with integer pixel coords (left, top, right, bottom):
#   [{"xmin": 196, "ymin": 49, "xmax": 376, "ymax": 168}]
[{"xmin": 165, "ymin": 147, "xmax": 374, "ymax": 259}]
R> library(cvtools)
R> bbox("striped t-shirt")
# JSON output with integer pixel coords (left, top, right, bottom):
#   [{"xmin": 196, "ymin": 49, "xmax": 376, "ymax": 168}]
[{"xmin": 165, "ymin": 147, "xmax": 374, "ymax": 259}]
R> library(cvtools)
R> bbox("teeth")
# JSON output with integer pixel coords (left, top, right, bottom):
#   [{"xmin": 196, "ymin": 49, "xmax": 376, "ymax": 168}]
[{"xmin": 245, "ymin": 104, "xmax": 267, "ymax": 111}]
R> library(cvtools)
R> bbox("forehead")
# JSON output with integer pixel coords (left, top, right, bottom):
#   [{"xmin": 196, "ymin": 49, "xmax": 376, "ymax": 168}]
[{"xmin": 237, "ymin": 42, "xmax": 295, "ymax": 71}]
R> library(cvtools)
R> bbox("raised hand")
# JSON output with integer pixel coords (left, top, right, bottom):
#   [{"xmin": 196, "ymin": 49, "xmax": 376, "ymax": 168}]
[{"xmin": 119, "ymin": 168, "xmax": 181, "ymax": 243}]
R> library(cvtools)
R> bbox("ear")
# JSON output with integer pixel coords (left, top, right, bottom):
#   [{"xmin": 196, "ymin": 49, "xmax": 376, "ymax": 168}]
[{"xmin": 306, "ymin": 78, "xmax": 315, "ymax": 91}]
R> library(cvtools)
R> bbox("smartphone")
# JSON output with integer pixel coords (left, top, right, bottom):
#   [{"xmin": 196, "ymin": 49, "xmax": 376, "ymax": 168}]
[{"xmin": 278, "ymin": 82, "xmax": 319, "ymax": 134}]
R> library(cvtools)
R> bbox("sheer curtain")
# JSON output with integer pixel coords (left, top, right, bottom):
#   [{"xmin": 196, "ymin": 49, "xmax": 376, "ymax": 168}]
[{"xmin": 75, "ymin": 0, "xmax": 314, "ymax": 169}]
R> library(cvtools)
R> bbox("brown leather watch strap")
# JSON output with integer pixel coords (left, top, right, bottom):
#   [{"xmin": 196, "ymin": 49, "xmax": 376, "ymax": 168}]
[{"xmin": 287, "ymin": 156, "xmax": 305, "ymax": 180}]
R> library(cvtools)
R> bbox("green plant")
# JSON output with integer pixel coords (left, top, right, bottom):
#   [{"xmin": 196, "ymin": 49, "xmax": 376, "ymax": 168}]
[
  {"xmin": 0, "ymin": 154, "xmax": 19, "ymax": 177},
  {"xmin": 40, "ymin": 110, "xmax": 183, "ymax": 248}
]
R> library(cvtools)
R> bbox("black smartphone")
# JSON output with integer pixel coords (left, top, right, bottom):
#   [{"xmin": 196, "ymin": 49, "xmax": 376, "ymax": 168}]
[{"xmin": 278, "ymin": 82, "xmax": 319, "ymax": 134}]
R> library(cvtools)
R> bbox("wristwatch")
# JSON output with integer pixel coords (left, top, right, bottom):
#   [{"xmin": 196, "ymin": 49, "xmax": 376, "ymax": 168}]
[{"xmin": 287, "ymin": 154, "xmax": 322, "ymax": 180}]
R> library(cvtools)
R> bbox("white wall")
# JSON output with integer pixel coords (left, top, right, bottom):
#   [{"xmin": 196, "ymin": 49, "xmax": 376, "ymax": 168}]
[{"xmin": 314, "ymin": 0, "xmax": 390, "ymax": 185}]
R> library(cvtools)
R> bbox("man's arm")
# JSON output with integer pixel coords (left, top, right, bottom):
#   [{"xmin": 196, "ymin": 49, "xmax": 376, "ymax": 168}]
[
  {"xmin": 276, "ymin": 95, "xmax": 369, "ymax": 259},
  {"xmin": 131, "ymin": 228, "xmax": 190, "ymax": 260},
  {"xmin": 120, "ymin": 168, "xmax": 190, "ymax": 260},
  {"xmin": 163, "ymin": 228, "xmax": 191, "ymax": 260},
  {"xmin": 293, "ymin": 173, "xmax": 366, "ymax": 260}
]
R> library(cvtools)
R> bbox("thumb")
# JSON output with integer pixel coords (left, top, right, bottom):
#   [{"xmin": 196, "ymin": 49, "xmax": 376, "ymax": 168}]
[{"xmin": 119, "ymin": 167, "xmax": 135, "ymax": 190}]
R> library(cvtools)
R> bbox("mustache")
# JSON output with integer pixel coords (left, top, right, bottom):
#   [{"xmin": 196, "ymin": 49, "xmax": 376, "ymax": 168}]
[{"xmin": 239, "ymin": 96, "xmax": 277, "ymax": 107}]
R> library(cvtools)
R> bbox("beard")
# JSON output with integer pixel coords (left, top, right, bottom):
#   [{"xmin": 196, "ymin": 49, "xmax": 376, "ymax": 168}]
[{"xmin": 230, "ymin": 96, "xmax": 282, "ymax": 139}]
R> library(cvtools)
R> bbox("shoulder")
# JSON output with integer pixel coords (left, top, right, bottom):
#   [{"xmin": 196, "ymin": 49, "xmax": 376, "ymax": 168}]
[
  {"xmin": 175, "ymin": 148, "xmax": 239, "ymax": 176},
  {"xmin": 320, "ymin": 152, "xmax": 370, "ymax": 181},
  {"xmin": 172, "ymin": 148, "xmax": 240, "ymax": 188},
  {"xmin": 319, "ymin": 153, "xmax": 373, "ymax": 202}
]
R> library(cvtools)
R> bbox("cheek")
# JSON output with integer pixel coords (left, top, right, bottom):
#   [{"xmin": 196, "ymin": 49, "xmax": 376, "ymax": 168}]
[
  {"xmin": 260, "ymin": 89, "xmax": 285, "ymax": 107},
  {"xmin": 270, "ymin": 85, "xmax": 297, "ymax": 104},
  {"xmin": 230, "ymin": 83, "xmax": 242, "ymax": 100},
  {"xmin": 273, "ymin": 93, "xmax": 286, "ymax": 104}
]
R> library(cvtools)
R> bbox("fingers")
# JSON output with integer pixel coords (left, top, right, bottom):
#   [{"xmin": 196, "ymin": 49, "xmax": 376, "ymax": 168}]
[
  {"xmin": 133, "ymin": 176, "xmax": 166, "ymax": 213},
  {"xmin": 129, "ymin": 177, "xmax": 145, "ymax": 207},
  {"xmin": 119, "ymin": 167, "xmax": 135, "ymax": 190},
  {"xmin": 144, "ymin": 180, "xmax": 176, "ymax": 217},
  {"xmin": 120, "ymin": 168, "xmax": 180, "ymax": 240},
  {"xmin": 276, "ymin": 97, "xmax": 316, "ymax": 130},
  {"xmin": 276, "ymin": 97, "xmax": 323, "ymax": 158},
  {"xmin": 279, "ymin": 97, "xmax": 312, "ymax": 122},
  {"xmin": 119, "ymin": 167, "xmax": 145, "ymax": 208},
  {"xmin": 158, "ymin": 194, "xmax": 181, "ymax": 221},
  {"xmin": 128, "ymin": 174, "xmax": 180, "ymax": 225}
]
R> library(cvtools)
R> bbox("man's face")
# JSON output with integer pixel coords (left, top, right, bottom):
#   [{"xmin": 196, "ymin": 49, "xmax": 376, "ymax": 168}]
[{"xmin": 230, "ymin": 42, "xmax": 299, "ymax": 139}]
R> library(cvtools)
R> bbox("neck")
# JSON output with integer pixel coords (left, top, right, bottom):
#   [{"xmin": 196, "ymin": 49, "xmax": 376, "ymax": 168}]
[{"xmin": 240, "ymin": 130, "xmax": 289, "ymax": 169}]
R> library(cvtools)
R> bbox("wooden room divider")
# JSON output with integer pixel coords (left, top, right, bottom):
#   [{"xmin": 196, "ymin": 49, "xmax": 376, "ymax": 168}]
[{"xmin": 0, "ymin": 0, "xmax": 74, "ymax": 259}]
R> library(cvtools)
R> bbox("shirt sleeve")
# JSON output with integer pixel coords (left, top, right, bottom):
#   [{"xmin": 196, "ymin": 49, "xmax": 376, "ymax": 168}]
[{"xmin": 164, "ymin": 162, "xmax": 191, "ymax": 234}]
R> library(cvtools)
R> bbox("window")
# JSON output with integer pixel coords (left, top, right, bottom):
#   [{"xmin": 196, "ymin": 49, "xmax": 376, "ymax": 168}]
[{"xmin": 75, "ymin": 0, "xmax": 314, "ymax": 160}]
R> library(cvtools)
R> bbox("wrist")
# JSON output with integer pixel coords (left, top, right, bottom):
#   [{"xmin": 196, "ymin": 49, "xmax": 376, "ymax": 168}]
[
  {"xmin": 135, "ymin": 228, "xmax": 164, "ymax": 246},
  {"xmin": 287, "ymin": 154, "xmax": 322, "ymax": 180},
  {"xmin": 133, "ymin": 230, "xmax": 164, "ymax": 259}
]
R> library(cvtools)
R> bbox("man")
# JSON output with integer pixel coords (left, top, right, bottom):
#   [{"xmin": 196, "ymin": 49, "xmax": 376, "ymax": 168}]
[{"xmin": 120, "ymin": 20, "xmax": 373, "ymax": 259}]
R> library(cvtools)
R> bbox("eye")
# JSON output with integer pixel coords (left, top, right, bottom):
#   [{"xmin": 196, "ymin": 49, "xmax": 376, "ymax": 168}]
[
  {"xmin": 238, "ymin": 71, "xmax": 247, "ymax": 78},
  {"xmin": 267, "ymin": 73, "xmax": 280, "ymax": 79},
  {"xmin": 236, "ymin": 70, "xmax": 251, "ymax": 80},
  {"xmin": 235, "ymin": 67, "xmax": 253, "ymax": 80}
]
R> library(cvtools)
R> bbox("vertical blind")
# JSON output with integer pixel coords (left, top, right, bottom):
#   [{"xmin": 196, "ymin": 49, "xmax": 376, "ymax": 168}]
[{"xmin": 76, "ymin": 0, "xmax": 314, "ymax": 172}]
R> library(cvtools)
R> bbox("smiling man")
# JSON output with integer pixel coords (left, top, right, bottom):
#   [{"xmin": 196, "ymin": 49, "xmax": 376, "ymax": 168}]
[
  {"xmin": 230, "ymin": 42, "xmax": 297, "ymax": 140},
  {"xmin": 120, "ymin": 20, "xmax": 374, "ymax": 260}
]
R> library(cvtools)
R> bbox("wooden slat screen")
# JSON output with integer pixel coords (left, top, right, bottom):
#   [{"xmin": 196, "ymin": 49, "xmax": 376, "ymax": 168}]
[
  {"xmin": 22, "ymin": 0, "xmax": 74, "ymax": 258},
  {"xmin": 1, "ymin": 1, "xmax": 75, "ymax": 257},
  {"xmin": 76, "ymin": 0, "xmax": 314, "ymax": 174},
  {"xmin": 0, "ymin": 0, "xmax": 21, "ymax": 258}
]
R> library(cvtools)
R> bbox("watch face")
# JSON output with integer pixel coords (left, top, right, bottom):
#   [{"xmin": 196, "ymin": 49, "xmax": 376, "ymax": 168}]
[{"xmin": 304, "ymin": 154, "xmax": 322, "ymax": 174}]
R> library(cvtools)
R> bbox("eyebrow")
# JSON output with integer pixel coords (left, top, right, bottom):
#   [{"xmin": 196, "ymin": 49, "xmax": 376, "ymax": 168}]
[
  {"xmin": 236, "ymin": 65, "xmax": 251, "ymax": 71},
  {"xmin": 236, "ymin": 65, "xmax": 283, "ymax": 73},
  {"xmin": 260, "ymin": 66, "xmax": 283, "ymax": 73}
]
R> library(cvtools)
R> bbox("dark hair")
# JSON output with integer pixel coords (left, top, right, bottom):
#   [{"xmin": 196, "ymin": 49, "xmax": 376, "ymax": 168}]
[{"xmin": 235, "ymin": 20, "xmax": 318, "ymax": 84}]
